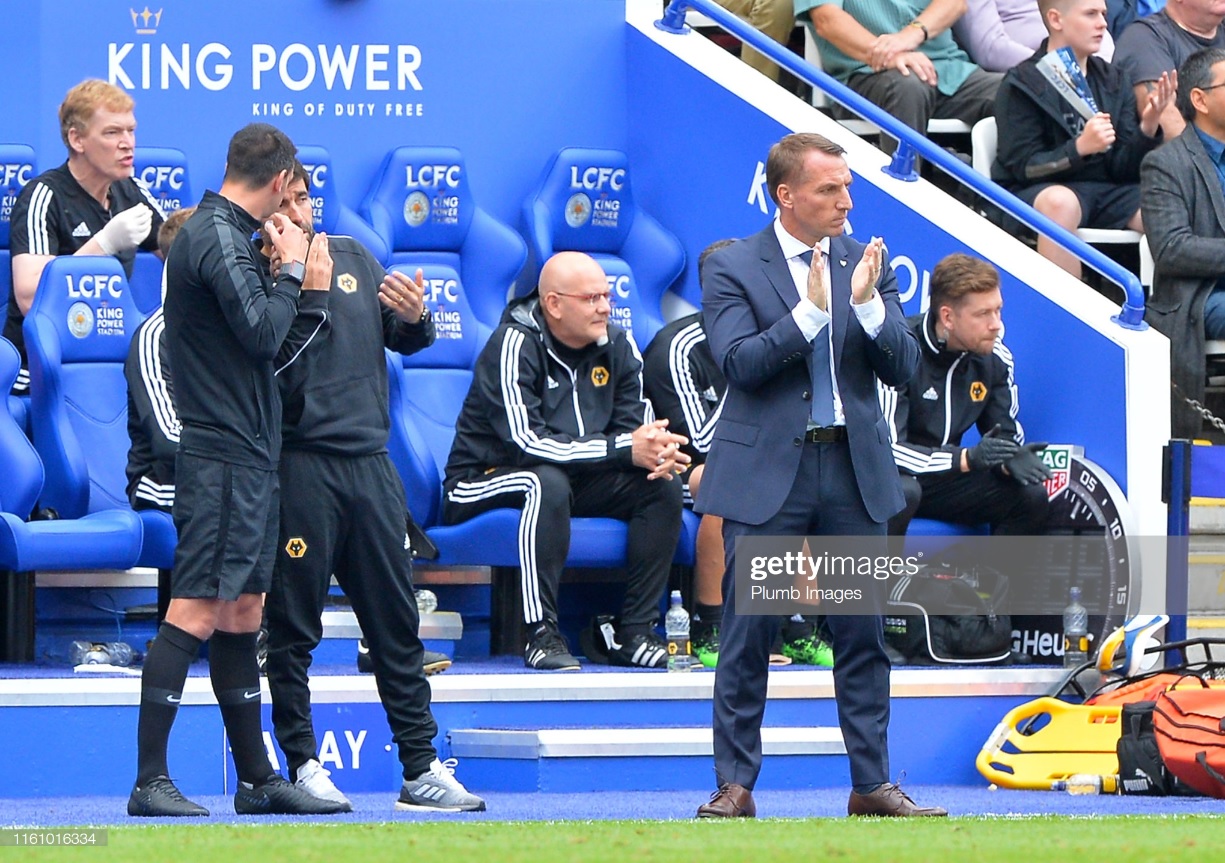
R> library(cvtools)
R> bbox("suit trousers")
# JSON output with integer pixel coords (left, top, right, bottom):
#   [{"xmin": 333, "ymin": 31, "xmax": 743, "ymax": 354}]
[
  {"xmin": 265, "ymin": 449, "xmax": 438, "ymax": 781},
  {"xmin": 713, "ymin": 437, "xmax": 891, "ymax": 790}
]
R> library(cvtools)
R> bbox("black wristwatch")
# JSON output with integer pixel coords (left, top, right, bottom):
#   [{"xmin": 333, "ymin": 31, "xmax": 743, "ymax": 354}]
[{"xmin": 279, "ymin": 260, "xmax": 306, "ymax": 285}]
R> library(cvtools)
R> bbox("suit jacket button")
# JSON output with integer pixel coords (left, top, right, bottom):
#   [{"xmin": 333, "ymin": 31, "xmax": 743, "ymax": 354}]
[
  {"xmin": 802, "ymin": 391, "xmax": 811, "ymax": 400},
  {"xmin": 793, "ymin": 437, "xmax": 802, "ymax": 446}
]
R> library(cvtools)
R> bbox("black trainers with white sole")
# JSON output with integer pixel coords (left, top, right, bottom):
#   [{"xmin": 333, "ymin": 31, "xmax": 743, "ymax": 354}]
[
  {"xmin": 523, "ymin": 621, "xmax": 580, "ymax": 671},
  {"xmin": 358, "ymin": 638, "xmax": 452, "ymax": 675},
  {"xmin": 608, "ymin": 631, "xmax": 668, "ymax": 668}
]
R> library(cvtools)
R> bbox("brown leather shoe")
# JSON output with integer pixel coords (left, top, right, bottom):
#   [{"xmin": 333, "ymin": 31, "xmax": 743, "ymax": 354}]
[
  {"xmin": 696, "ymin": 783, "xmax": 756, "ymax": 818},
  {"xmin": 847, "ymin": 783, "xmax": 948, "ymax": 817}
]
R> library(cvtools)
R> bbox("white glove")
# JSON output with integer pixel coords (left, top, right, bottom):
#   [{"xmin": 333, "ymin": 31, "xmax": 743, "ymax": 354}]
[{"xmin": 94, "ymin": 204, "xmax": 153, "ymax": 256}]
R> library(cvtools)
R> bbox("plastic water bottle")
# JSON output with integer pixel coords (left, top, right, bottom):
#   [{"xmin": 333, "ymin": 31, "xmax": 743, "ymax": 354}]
[
  {"xmin": 1055, "ymin": 774, "xmax": 1118, "ymax": 795},
  {"xmin": 665, "ymin": 590, "xmax": 691, "ymax": 672},
  {"xmin": 69, "ymin": 640, "xmax": 135, "ymax": 667},
  {"xmin": 415, "ymin": 588, "xmax": 438, "ymax": 615},
  {"xmin": 1062, "ymin": 586, "xmax": 1089, "ymax": 669}
]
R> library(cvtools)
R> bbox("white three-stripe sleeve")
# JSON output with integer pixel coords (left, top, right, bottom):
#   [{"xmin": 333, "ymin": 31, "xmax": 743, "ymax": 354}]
[
  {"xmin": 493, "ymin": 328, "xmax": 611, "ymax": 464},
  {"xmin": 612, "ymin": 331, "xmax": 652, "ymax": 437},
  {"xmin": 669, "ymin": 322, "xmax": 722, "ymax": 453},
  {"xmin": 23, "ymin": 183, "xmax": 56, "ymax": 256},
  {"xmin": 878, "ymin": 380, "xmax": 956, "ymax": 475},
  {"xmin": 987, "ymin": 340, "xmax": 1024, "ymax": 445},
  {"xmin": 137, "ymin": 312, "xmax": 180, "ymax": 448}
]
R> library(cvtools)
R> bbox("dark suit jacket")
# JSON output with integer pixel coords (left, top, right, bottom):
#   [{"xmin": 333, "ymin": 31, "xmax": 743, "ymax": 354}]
[
  {"xmin": 695, "ymin": 224, "xmax": 919, "ymax": 525},
  {"xmin": 1141, "ymin": 125, "xmax": 1225, "ymax": 438}
]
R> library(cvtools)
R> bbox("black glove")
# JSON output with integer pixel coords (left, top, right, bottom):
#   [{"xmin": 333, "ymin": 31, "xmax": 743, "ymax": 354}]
[
  {"xmin": 1003, "ymin": 442, "xmax": 1053, "ymax": 486},
  {"xmin": 965, "ymin": 424, "xmax": 1019, "ymax": 471}
]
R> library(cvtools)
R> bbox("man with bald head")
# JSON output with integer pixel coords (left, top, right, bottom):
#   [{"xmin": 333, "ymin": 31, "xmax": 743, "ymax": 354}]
[{"xmin": 443, "ymin": 252, "xmax": 689, "ymax": 670}]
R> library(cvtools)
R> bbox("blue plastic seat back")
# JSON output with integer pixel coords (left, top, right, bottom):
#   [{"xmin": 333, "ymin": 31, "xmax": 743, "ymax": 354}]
[
  {"xmin": 520, "ymin": 147, "xmax": 684, "ymax": 349},
  {"xmin": 296, "ymin": 145, "xmax": 389, "ymax": 263},
  {"xmin": 385, "ymin": 262, "xmax": 491, "ymax": 527},
  {"xmin": 24, "ymin": 256, "xmax": 144, "ymax": 518},
  {"xmin": 0, "ymin": 337, "xmax": 42, "ymax": 520},
  {"xmin": 1, "ymin": 144, "xmax": 37, "ymax": 315},
  {"xmin": 362, "ymin": 146, "xmax": 526, "ymax": 328},
  {"xmin": 129, "ymin": 147, "xmax": 192, "ymax": 314}
]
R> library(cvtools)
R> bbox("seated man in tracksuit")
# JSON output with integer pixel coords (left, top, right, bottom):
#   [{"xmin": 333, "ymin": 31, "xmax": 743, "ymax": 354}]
[
  {"xmin": 879, "ymin": 253, "xmax": 1051, "ymax": 539},
  {"xmin": 124, "ymin": 205, "xmax": 195, "ymax": 624},
  {"xmin": 443, "ymin": 251, "xmax": 689, "ymax": 671}
]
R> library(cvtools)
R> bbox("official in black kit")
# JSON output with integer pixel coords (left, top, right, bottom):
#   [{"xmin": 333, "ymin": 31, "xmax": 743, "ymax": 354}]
[
  {"xmin": 262, "ymin": 165, "xmax": 485, "ymax": 813},
  {"xmin": 6, "ymin": 79, "xmax": 163, "ymax": 393},
  {"xmin": 130, "ymin": 124, "xmax": 345, "ymax": 818}
]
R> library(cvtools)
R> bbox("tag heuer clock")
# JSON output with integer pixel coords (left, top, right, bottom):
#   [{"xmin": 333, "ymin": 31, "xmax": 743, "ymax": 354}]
[{"xmin": 1010, "ymin": 445, "xmax": 1137, "ymax": 662}]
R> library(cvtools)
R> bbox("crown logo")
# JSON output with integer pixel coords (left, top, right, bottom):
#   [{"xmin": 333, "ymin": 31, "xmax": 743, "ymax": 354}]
[{"xmin": 130, "ymin": 7, "xmax": 162, "ymax": 35}]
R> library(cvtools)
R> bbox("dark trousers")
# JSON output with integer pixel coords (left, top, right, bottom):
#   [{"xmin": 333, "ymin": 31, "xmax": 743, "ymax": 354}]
[
  {"xmin": 714, "ymin": 439, "xmax": 891, "ymax": 790},
  {"xmin": 443, "ymin": 464, "xmax": 683, "ymax": 627},
  {"xmin": 888, "ymin": 470, "xmax": 1050, "ymax": 537},
  {"xmin": 265, "ymin": 450, "xmax": 437, "ymax": 781},
  {"xmin": 847, "ymin": 67, "xmax": 1002, "ymax": 155}
]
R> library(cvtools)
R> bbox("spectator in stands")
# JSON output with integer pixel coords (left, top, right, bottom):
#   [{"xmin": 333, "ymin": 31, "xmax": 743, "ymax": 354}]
[
  {"xmin": 5, "ymin": 79, "xmax": 164, "ymax": 395},
  {"xmin": 954, "ymin": 0, "xmax": 1115, "ymax": 72},
  {"xmin": 798, "ymin": 0, "xmax": 1003, "ymax": 154},
  {"xmin": 443, "ymin": 251, "xmax": 689, "ymax": 671},
  {"xmin": 130, "ymin": 124, "xmax": 343, "ymax": 818},
  {"xmin": 261, "ymin": 163, "xmax": 484, "ymax": 813},
  {"xmin": 880, "ymin": 253, "xmax": 1050, "ymax": 541},
  {"xmin": 123, "ymin": 206, "xmax": 195, "ymax": 624},
  {"xmin": 1140, "ymin": 47, "xmax": 1225, "ymax": 437},
  {"xmin": 992, "ymin": 0, "xmax": 1173, "ymax": 278},
  {"xmin": 1114, "ymin": 0, "xmax": 1225, "ymax": 139},
  {"xmin": 1108, "ymin": 0, "xmax": 1170, "ymax": 38},
  {"xmin": 714, "ymin": 1, "xmax": 796, "ymax": 83}
]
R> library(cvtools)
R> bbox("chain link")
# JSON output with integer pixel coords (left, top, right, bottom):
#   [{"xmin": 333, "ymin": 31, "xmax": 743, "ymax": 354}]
[{"xmin": 1172, "ymin": 380, "xmax": 1225, "ymax": 435}]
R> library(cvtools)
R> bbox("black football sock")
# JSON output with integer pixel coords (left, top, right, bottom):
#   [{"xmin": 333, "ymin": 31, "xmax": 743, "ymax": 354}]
[
  {"xmin": 694, "ymin": 603, "xmax": 723, "ymax": 625},
  {"xmin": 209, "ymin": 629, "xmax": 275, "ymax": 785},
  {"xmin": 137, "ymin": 622, "xmax": 202, "ymax": 785}
]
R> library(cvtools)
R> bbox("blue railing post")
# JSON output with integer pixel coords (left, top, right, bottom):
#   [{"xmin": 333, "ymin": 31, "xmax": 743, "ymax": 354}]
[
  {"xmin": 1162, "ymin": 440, "xmax": 1191, "ymax": 646},
  {"xmin": 882, "ymin": 141, "xmax": 919, "ymax": 182},
  {"xmin": 654, "ymin": 0, "xmax": 692, "ymax": 34}
]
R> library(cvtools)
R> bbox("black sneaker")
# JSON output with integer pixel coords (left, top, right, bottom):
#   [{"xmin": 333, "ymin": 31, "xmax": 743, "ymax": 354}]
[
  {"xmin": 128, "ymin": 775, "xmax": 209, "ymax": 817},
  {"xmin": 608, "ymin": 630, "xmax": 669, "ymax": 669},
  {"xmin": 359, "ymin": 639, "xmax": 452, "ymax": 675},
  {"xmin": 523, "ymin": 621, "xmax": 580, "ymax": 671},
  {"xmin": 234, "ymin": 775, "xmax": 350, "ymax": 814}
]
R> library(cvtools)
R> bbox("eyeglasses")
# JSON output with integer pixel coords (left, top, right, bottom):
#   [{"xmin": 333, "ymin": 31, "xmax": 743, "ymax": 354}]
[
  {"xmin": 553, "ymin": 291, "xmax": 614, "ymax": 307},
  {"xmin": 1199, "ymin": 82, "xmax": 1225, "ymax": 93}
]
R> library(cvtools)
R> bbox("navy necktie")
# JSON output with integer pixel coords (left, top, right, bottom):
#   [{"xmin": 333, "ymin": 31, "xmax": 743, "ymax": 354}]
[{"xmin": 800, "ymin": 250, "xmax": 835, "ymax": 427}]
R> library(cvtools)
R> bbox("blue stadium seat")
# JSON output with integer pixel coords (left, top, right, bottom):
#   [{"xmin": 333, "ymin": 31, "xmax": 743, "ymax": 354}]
[
  {"xmin": 2, "ymin": 144, "xmax": 36, "ymax": 433},
  {"xmin": 361, "ymin": 146, "xmax": 526, "ymax": 328},
  {"xmin": 520, "ymin": 147, "xmax": 685, "ymax": 349},
  {"xmin": 23, "ymin": 256, "xmax": 145, "ymax": 520},
  {"xmin": 129, "ymin": 147, "xmax": 193, "ymax": 315},
  {"xmin": 296, "ymin": 145, "xmax": 389, "ymax": 264}
]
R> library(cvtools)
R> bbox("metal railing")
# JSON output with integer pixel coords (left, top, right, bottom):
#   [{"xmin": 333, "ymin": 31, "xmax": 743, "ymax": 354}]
[{"xmin": 655, "ymin": 0, "xmax": 1147, "ymax": 330}]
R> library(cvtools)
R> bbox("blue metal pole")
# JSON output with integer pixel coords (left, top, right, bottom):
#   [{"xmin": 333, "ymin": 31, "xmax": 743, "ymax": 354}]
[{"xmin": 1163, "ymin": 440, "xmax": 1190, "ymax": 645}]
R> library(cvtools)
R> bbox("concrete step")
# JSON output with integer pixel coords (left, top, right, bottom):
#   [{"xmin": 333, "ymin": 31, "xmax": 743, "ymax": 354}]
[
  {"xmin": 449, "ymin": 725, "xmax": 847, "ymax": 792},
  {"xmin": 1188, "ymin": 538, "xmax": 1225, "ymax": 613}
]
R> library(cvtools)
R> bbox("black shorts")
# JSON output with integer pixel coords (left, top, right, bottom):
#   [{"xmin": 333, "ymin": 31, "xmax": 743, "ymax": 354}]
[
  {"xmin": 171, "ymin": 453, "xmax": 279, "ymax": 601},
  {"xmin": 1014, "ymin": 180, "xmax": 1140, "ymax": 230}
]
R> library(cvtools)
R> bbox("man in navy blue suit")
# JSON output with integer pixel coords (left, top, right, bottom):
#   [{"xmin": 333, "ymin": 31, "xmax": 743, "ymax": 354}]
[{"xmin": 694, "ymin": 132, "xmax": 945, "ymax": 819}]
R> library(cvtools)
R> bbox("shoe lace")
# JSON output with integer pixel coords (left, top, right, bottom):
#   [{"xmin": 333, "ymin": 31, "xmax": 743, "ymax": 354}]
[
  {"xmin": 888, "ymin": 772, "xmax": 917, "ymax": 804},
  {"xmin": 536, "ymin": 628, "xmax": 570, "ymax": 655},
  {"xmin": 437, "ymin": 757, "xmax": 459, "ymax": 777},
  {"xmin": 150, "ymin": 776, "xmax": 190, "ymax": 802}
]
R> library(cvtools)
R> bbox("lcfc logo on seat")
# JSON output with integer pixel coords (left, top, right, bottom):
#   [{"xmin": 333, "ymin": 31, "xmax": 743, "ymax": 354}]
[
  {"xmin": 565, "ymin": 193, "xmax": 591, "ymax": 228},
  {"xmin": 67, "ymin": 302, "xmax": 94, "ymax": 339},
  {"xmin": 404, "ymin": 191, "xmax": 430, "ymax": 227}
]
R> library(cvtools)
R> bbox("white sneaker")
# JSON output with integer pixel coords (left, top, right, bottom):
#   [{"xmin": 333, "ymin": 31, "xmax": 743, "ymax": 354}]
[
  {"xmin": 294, "ymin": 759, "xmax": 353, "ymax": 811},
  {"xmin": 395, "ymin": 758, "xmax": 486, "ymax": 812}
]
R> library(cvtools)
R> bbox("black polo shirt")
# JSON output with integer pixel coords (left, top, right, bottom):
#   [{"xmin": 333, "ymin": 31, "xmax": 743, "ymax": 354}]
[{"xmin": 4, "ymin": 162, "xmax": 164, "ymax": 388}]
